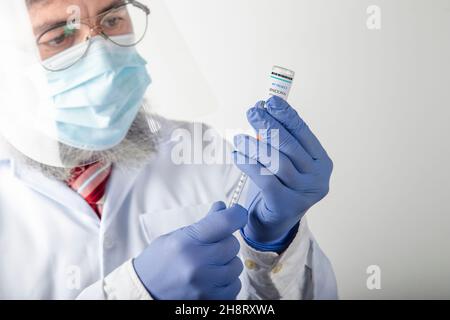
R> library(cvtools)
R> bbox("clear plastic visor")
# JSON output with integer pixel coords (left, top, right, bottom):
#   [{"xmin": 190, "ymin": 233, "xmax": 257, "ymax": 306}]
[{"xmin": 0, "ymin": 0, "xmax": 218, "ymax": 168}]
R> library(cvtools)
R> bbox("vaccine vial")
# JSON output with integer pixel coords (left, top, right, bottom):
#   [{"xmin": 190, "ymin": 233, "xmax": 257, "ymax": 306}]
[
  {"xmin": 228, "ymin": 66, "xmax": 295, "ymax": 208},
  {"xmin": 269, "ymin": 66, "xmax": 295, "ymax": 100}
]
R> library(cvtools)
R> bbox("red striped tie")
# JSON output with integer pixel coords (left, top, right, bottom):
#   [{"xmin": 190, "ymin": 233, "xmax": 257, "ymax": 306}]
[{"xmin": 67, "ymin": 161, "xmax": 113, "ymax": 218}]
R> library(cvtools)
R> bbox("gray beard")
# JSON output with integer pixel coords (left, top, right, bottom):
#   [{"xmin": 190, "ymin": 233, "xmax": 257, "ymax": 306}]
[{"xmin": 16, "ymin": 109, "xmax": 157, "ymax": 182}]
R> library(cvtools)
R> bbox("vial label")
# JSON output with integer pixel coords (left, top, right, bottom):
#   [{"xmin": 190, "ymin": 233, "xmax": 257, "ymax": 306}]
[{"xmin": 269, "ymin": 67, "xmax": 294, "ymax": 99}]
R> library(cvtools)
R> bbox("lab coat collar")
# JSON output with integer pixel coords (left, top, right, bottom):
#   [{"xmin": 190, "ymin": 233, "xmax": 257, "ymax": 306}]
[
  {"xmin": 1, "ymin": 115, "xmax": 174, "ymax": 227},
  {"xmin": 10, "ymin": 157, "xmax": 102, "ymax": 226},
  {"xmin": 9, "ymin": 155, "xmax": 158, "ymax": 228}
]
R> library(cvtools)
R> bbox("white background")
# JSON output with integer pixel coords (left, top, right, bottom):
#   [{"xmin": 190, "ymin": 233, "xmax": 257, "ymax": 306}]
[{"xmin": 139, "ymin": 0, "xmax": 450, "ymax": 299}]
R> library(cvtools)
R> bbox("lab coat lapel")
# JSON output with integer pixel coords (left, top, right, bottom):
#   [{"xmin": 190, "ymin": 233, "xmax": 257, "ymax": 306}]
[
  {"xmin": 100, "ymin": 163, "xmax": 146, "ymax": 229},
  {"xmin": 11, "ymin": 159, "xmax": 101, "ymax": 226}
]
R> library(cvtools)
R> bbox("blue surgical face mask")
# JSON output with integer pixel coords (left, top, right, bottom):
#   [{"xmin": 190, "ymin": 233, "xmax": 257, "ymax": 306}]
[{"xmin": 43, "ymin": 35, "xmax": 151, "ymax": 151}]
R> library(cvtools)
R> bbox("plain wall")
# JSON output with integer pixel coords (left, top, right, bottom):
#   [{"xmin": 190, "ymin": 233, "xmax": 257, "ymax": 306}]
[{"xmin": 140, "ymin": 0, "xmax": 450, "ymax": 299}]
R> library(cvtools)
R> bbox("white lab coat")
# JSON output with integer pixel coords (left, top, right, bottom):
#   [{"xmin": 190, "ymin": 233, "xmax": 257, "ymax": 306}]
[{"xmin": 0, "ymin": 117, "xmax": 337, "ymax": 300}]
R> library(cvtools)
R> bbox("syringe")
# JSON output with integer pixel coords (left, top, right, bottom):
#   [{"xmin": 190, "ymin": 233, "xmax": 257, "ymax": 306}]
[{"xmin": 228, "ymin": 66, "xmax": 295, "ymax": 208}]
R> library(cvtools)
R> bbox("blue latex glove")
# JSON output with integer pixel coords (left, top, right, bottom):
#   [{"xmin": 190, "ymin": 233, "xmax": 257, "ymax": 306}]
[
  {"xmin": 133, "ymin": 202, "xmax": 247, "ymax": 300},
  {"xmin": 233, "ymin": 96, "xmax": 333, "ymax": 251}
]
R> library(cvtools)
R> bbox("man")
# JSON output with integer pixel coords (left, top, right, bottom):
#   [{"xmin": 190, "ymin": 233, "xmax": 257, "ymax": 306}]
[{"xmin": 0, "ymin": 0, "xmax": 337, "ymax": 299}]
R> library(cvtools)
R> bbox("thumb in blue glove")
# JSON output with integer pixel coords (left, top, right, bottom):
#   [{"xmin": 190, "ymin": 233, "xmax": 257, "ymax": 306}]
[{"xmin": 133, "ymin": 202, "xmax": 248, "ymax": 300}]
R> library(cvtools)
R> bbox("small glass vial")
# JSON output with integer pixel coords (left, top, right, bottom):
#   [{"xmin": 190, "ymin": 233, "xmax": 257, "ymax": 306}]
[{"xmin": 269, "ymin": 66, "xmax": 295, "ymax": 100}]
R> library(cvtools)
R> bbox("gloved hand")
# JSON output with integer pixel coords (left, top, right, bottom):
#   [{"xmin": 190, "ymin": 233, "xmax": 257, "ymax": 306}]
[
  {"xmin": 133, "ymin": 202, "xmax": 247, "ymax": 300},
  {"xmin": 233, "ymin": 96, "xmax": 333, "ymax": 251}
]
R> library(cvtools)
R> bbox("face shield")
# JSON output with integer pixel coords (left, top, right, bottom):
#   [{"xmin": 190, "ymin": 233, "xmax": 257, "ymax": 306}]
[
  {"xmin": 0, "ymin": 0, "xmax": 153, "ymax": 168},
  {"xmin": 0, "ymin": 0, "xmax": 218, "ymax": 168}
]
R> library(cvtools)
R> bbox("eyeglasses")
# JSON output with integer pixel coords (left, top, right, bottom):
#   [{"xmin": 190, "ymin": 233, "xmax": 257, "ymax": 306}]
[{"xmin": 36, "ymin": 0, "xmax": 150, "ymax": 72}]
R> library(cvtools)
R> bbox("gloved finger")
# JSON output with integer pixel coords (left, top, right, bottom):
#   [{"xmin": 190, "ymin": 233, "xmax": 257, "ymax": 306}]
[
  {"xmin": 234, "ymin": 134, "xmax": 303, "ymax": 189},
  {"xmin": 233, "ymin": 150, "xmax": 284, "ymax": 193},
  {"xmin": 247, "ymin": 103, "xmax": 315, "ymax": 173},
  {"xmin": 208, "ymin": 235, "xmax": 241, "ymax": 265},
  {"xmin": 206, "ymin": 256, "xmax": 244, "ymax": 287},
  {"xmin": 185, "ymin": 204, "xmax": 248, "ymax": 244},
  {"xmin": 266, "ymin": 96, "xmax": 328, "ymax": 160},
  {"xmin": 207, "ymin": 201, "xmax": 227, "ymax": 215},
  {"xmin": 210, "ymin": 279, "xmax": 242, "ymax": 300}
]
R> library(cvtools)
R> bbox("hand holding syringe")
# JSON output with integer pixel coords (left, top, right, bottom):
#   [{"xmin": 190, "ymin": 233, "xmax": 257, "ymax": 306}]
[{"xmin": 229, "ymin": 66, "xmax": 295, "ymax": 207}]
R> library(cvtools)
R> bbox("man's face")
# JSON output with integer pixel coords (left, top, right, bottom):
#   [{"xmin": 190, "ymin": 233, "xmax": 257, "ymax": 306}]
[{"xmin": 27, "ymin": 0, "xmax": 132, "ymax": 60}]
